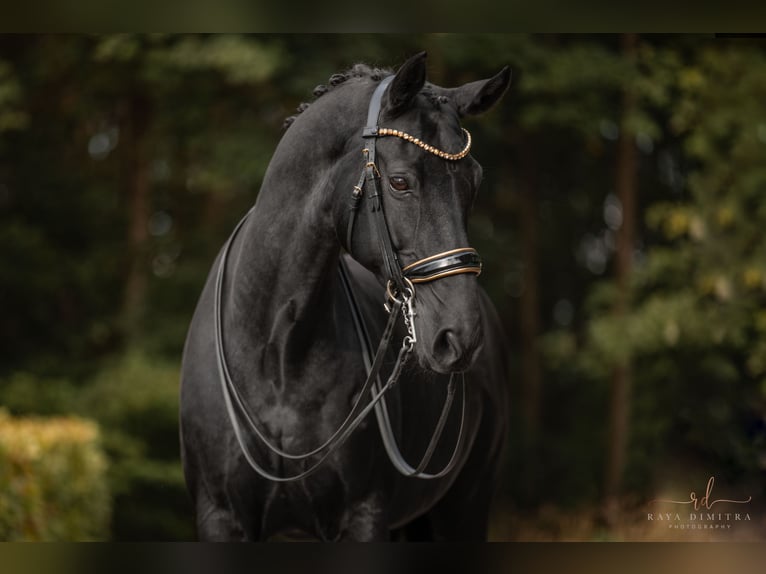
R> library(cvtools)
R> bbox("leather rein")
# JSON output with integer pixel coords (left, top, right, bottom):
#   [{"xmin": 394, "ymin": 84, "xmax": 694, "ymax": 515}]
[{"xmin": 215, "ymin": 75, "xmax": 483, "ymax": 482}]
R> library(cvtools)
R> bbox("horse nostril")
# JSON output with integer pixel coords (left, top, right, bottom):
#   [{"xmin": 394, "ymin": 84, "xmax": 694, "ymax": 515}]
[
  {"xmin": 429, "ymin": 327, "xmax": 482, "ymax": 374},
  {"xmin": 433, "ymin": 329, "xmax": 463, "ymax": 368},
  {"xmin": 444, "ymin": 330, "xmax": 461, "ymax": 358}
]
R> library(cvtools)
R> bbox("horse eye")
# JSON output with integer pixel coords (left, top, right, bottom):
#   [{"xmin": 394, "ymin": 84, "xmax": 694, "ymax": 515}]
[{"xmin": 389, "ymin": 176, "xmax": 410, "ymax": 192}]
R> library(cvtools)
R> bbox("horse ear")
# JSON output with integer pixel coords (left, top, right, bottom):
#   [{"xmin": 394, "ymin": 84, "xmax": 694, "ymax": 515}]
[
  {"xmin": 384, "ymin": 51, "xmax": 427, "ymax": 117},
  {"xmin": 451, "ymin": 66, "xmax": 511, "ymax": 117}
]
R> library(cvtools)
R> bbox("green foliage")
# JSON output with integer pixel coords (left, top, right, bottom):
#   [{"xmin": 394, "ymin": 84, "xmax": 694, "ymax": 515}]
[
  {"xmin": 147, "ymin": 35, "xmax": 283, "ymax": 84},
  {"xmin": 0, "ymin": 59, "xmax": 27, "ymax": 131},
  {"xmin": 81, "ymin": 351, "xmax": 181, "ymax": 461},
  {"xmin": 548, "ymin": 37, "xmax": 766, "ymax": 495},
  {"xmin": 0, "ymin": 352, "xmax": 192, "ymax": 540},
  {"xmin": 93, "ymin": 34, "xmax": 284, "ymax": 83},
  {"xmin": 0, "ymin": 410, "xmax": 110, "ymax": 541},
  {"xmin": 0, "ymin": 373, "xmax": 80, "ymax": 416},
  {"xmin": 79, "ymin": 353, "xmax": 192, "ymax": 539}
]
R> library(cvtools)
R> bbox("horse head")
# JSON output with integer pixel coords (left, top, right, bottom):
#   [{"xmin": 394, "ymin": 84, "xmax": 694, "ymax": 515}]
[{"xmin": 341, "ymin": 52, "xmax": 510, "ymax": 375}]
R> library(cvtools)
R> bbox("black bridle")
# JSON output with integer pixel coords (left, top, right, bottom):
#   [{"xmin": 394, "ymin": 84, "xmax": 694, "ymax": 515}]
[
  {"xmin": 346, "ymin": 76, "xmax": 483, "ymax": 296},
  {"xmin": 215, "ymin": 76, "xmax": 483, "ymax": 482}
]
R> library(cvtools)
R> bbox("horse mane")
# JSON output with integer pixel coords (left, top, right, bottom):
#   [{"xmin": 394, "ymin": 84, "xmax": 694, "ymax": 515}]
[
  {"xmin": 282, "ymin": 62, "xmax": 449, "ymax": 130},
  {"xmin": 282, "ymin": 63, "xmax": 392, "ymax": 130}
]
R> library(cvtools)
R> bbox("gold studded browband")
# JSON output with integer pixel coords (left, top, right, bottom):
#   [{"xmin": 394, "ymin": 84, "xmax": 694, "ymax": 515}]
[{"xmin": 376, "ymin": 127, "xmax": 472, "ymax": 161}]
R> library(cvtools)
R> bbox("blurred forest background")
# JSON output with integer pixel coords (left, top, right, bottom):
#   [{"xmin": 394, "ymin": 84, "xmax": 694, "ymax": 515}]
[{"xmin": 1, "ymin": 34, "xmax": 765, "ymax": 541}]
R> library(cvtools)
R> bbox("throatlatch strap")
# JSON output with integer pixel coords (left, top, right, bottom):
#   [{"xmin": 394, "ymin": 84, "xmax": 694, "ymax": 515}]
[{"xmin": 346, "ymin": 170, "xmax": 366, "ymax": 255}]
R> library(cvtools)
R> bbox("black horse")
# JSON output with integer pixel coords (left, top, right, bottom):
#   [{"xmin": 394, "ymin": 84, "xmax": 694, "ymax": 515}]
[{"xmin": 180, "ymin": 52, "xmax": 511, "ymax": 541}]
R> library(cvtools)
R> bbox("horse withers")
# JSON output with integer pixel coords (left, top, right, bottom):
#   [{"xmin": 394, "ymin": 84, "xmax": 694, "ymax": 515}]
[{"xmin": 180, "ymin": 52, "xmax": 511, "ymax": 541}]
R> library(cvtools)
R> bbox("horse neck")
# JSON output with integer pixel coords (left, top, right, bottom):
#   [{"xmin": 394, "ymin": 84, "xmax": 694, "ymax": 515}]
[{"xmin": 223, "ymin": 85, "xmax": 369, "ymax": 380}]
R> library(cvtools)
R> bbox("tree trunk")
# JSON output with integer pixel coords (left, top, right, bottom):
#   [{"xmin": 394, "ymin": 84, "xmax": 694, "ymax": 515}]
[
  {"xmin": 121, "ymin": 94, "xmax": 151, "ymax": 340},
  {"xmin": 518, "ymin": 148, "xmax": 542, "ymax": 502},
  {"xmin": 603, "ymin": 33, "xmax": 639, "ymax": 523}
]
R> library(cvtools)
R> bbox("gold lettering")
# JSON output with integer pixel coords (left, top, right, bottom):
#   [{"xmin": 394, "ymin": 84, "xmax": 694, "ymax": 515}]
[{"xmin": 652, "ymin": 476, "xmax": 751, "ymax": 510}]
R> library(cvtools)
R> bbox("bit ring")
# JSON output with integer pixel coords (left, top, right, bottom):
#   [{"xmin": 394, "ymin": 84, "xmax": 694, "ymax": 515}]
[{"xmin": 386, "ymin": 277, "xmax": 415, "ymax": 304}]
